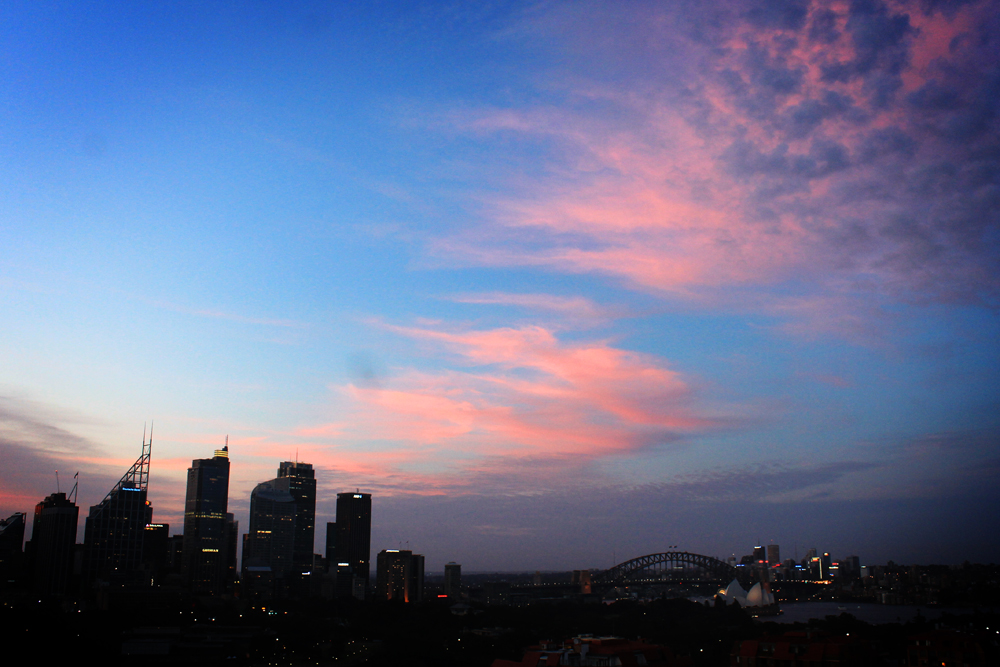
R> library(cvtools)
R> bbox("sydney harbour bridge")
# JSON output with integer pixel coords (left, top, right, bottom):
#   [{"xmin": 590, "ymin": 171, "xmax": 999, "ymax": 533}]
[
  {"xmin": 506, "ymin": 551, "xmax": 751, "ymax": 603},
  {"xmin": 592, "ymin": 551, "xmax": 739, "ymax": 586}
]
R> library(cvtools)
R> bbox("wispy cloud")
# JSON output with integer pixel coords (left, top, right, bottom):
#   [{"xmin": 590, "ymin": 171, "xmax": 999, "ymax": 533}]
[
  {"xmin": 422, "ymin": 0, "xmax": 999, "ymax": 335},
  {"xmin": 284, "ymin": 322, "xmax": 728, "ymax": 496},
  {"xmin": 140, "ymin": 297, "xmax": 307, "ymax": 328},
  {"xmin": 0, "ymin": 394, "xmax": 105, "ymax": 456},
  {"xmin": 446, "ymin": 292, "xmax": 624, "ymax": 325}
]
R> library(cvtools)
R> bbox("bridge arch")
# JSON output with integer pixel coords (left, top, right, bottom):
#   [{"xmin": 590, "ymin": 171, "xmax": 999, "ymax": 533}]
[{"xmin": 594, "ymin": 551, "xmax": 738, "ymax": 584}]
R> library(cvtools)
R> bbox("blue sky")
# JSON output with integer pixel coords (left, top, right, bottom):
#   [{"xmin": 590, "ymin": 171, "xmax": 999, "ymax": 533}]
[{"xmin": 2, "ymin": 0, "xmax": 998, "ymax": 571}]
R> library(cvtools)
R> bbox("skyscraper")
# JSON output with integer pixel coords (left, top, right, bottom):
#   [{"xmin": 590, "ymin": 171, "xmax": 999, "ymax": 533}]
[
  {"xmin": 276, "ymin": 461, "xmax": 316, "ymax": 574},
  {"xmin": 181, "ymin": 443, "xmax": 231, "ymax": 595},
  {"xmin": 325, "ymin": 521, "xmax": 336, "ymax": 569},
  {"xmin": 444, "ymin": 562, "xmax": 461, "ymax": 597},
  {"xmin": 335, "ymin": 492, "xmax": 371, "ymax": 597},
  {"xmin": 83, "ymin": 430, "xmax": 153, "ymax": 588},
  {"xmin": 224, "ymin": 513, "xmax": 238, "ymax": 588},
  {"xmin": 142, "ymin": 522, "xmax": 169, "ymax": 584},
  {"xmin": 820, "ymin": 552, "xmax": 832, "ymax": 580},
  {"xmin": 0, "ymin": 512, "xmax": 26, "ymax": 591},
  {"xmin": 766, "ymin": 544, "xmax": 780, "ymax": 567},
  {"xmin": 31, "ymin": 486, "xmax": 79, "ymax": 597},
  {"xmin": 375, "ymin": 549, "xmax": 423, "ymax": 603},
  {"xmin": 242, "ymin": 479, "xmax": 296, "ymax": 600}
]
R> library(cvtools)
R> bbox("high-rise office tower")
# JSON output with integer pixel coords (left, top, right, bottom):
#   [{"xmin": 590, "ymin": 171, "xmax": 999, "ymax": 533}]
[
  {"xmin": 444, "ymin": 562, "xmax": 461, "ymax": 597},
  {"xmin": 335, "ymin": 492, "xmax": 371, "ymax": 596},
  {"xmin": 0, "ymin": 512, "xmax": 26, "ymax": 591},
  {"xmin": 83, "ymin": 430, "xmax": 153, "ymax": 587},
  {"xmin": 325, "ymin": 521, "xmax": 337, "ymax": 569},
  {"xmin": 224, "ymin": 513, "xmax": 238, "ymax": 587},
  {"xmin": 242, "ymin": 480, "xmax": 296, "ymax": 599},
  {"xmin": 142, "ymin": 522, "xmax": 169, "ymax": 584},
  {"xmin": 766, "ymin": 544, "xmax": 780, "ymax": 566},
  {"xmin": 31, "ymin": 485, "xmax": 79, "ymax": 597},
  {"xmin": 166, "ymin": 534, "xmax": 184, "ymax": 573},
  {"xmin": 276, "ymin": 461, "xmax": 316, "ymax": 573},
  {"xmin": 375, "ymin": 549, "xmax": 424, "ymax": 603},
  {"xmin": 181, "ymin": 444, "xmax": 231, "ymax": 594}
]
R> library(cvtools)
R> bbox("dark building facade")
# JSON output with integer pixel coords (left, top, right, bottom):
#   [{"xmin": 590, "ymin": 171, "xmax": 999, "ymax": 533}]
[
  {"xmin": 83, "ymin": 432, "xmax": 153, "ymax": 588},
  {"xmin": 325, "ymin": 521, "xmax": 336, "ymax": 568},
  {"xmin": 181, "ymin": 445, "xmax": 231, "ymax": 594},
  {"xmin": 0, "ymin": 512, "xmax": 26, "ymax": 590},
  {"xmin": 31, "ymin": 491, "xmax": 79, "ymax": 597},
  {"xmin": 444, "ymin": 561, "xmax": 461, "ymax": 597},
  {"xmin": 767, "ymin": 544, "xmax": 780, "ymax": 566},
  {"xmin": 276, "ymin": 461, "xmax": 316, "ymax": 574},
  {"xmin": 335, "ymin": 492, "xmax": 371, "ymax": 598},
  {"xmin": 142, "ymin": 522, "xmax": 170, "ymax": 584},
  {"xmin": 225, "ymin": 512, "xmax": 238, "ymax": 588},
  {"xmin": 376, "ymin": 549, "xmax": 423, "ymax": 603},
  {"xmin": 241, "ymin": 480, "xmax": 296, "ymax": 600}
]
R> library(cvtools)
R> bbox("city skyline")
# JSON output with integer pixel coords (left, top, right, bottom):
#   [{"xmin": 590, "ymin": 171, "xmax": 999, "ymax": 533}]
[
  {"xmin": 1, "ymin": 443, "xmax": 975, "ymax": 575},
  {"xmin": 1, "ymin": 1, "xmax": 998, "ymax": 571}
]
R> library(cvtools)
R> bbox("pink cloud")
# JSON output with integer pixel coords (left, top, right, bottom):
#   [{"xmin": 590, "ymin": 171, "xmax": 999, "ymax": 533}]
[
  {"xmin": 446, "ymin": 292, "xmax": 620, "ymax": 324},
  {"xmin": 335, "ymin": 324, "xmax": 716, "ymax": 470},
  {"xmin": 426, "ymin": 0, "xmax": 999, "ymax": 322},
  {"xmin": 292, "ymin": 422, "xmax": 347, "ymax": 438}
]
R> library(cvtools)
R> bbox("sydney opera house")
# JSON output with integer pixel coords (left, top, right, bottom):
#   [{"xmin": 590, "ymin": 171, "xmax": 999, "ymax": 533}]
[{"xmin": 718, "ymin": 579, "xmax": 776, "ymax": 608}]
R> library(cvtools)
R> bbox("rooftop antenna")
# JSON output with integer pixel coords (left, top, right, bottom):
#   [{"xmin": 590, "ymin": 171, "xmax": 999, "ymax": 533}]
[
  {"xmin": 225, "ymin": 434, "xmax": 229, "ymax": 451},
  {"xmin": 69, "ymin": 472, "xmax": 79, "ymax": 504},
  {"xmin": 56, "ymin": 470, "xmax": 60, "ymax": 493}
]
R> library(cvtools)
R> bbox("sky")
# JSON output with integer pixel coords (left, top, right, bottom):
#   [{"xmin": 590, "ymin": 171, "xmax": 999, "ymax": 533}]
[{"xmin": 1, "ymin": 0, "xmax": 998, "ymax": 572}]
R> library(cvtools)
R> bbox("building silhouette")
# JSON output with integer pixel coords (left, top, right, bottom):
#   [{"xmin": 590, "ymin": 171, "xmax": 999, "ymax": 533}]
[
  {"xmin": 181, "ymin": 443, "xmax": 231, "ymax": 594},
  {"xmin": 142, "ymin": 522, "xmax": 170, "ymax": 584},
  {"xmin": 334, "ymin": 492, "xmax": 371, "ymax": 598},
  {"xmin": 325, "ymin": 520, "xmax": 336, "ymax": 569},
  {"xmin": 767, "ymin": 544, "xmax": 780, "ymax": 566},
  {"xmin": 375, "ymin": 549, "xmax": 423, "ymax": 603},
  {"xmin": 225, "ymin": 512, "xmax": 238, "ymax": 587},
  {"xmin": 0, "ymin": 512, "xmax": 26, "ymax": 591},
  {"xmin": 444, "ymin": 561, "xmax": 461, "ymax": 597},
  {"xmin": 31, "ymin": 485, "xmax": 79, "ymax": 597},
  {"xmin": 241, "ymin": 479, "xmax": 296, "ymax": 600},
  {"xmin": 276, "ymin": 461, "xmax": 316, "ymax": 575},
  {"xmin": 83, "ymin": 430, "xmax": 153, "ymax": 588}
]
